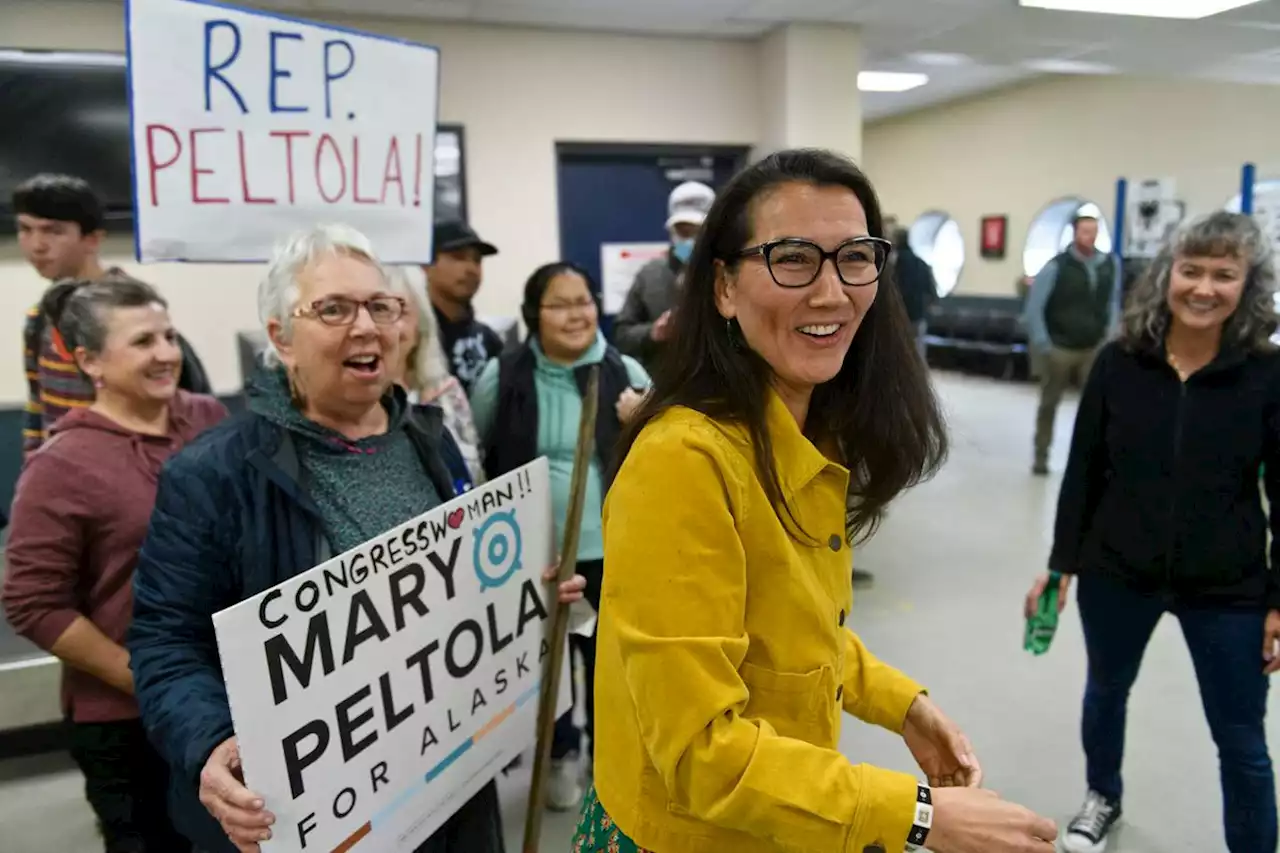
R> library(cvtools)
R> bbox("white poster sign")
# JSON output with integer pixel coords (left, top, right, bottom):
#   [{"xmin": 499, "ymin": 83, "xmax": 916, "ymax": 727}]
[
  {"xmin": 213, "ymin": 459, "xmax": 570, "ymax": 853},
  {"xmin": 1125, "ymin": 177, "xmax": 1185, "ymax": 259},
  {"xmin": 1249, "ymin": 182, "xmax": 1280, "ymax": 257},
  {"xmin": 601, "ymin": 242, "xmax": 669, "ymax": 314},
  {"xmin": 125, "ymin": 0, "xmax": 439, "ymax": 263}
]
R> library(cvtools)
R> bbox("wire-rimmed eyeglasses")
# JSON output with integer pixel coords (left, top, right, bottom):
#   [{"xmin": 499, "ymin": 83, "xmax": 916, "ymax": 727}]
[
  {"xmin": 735, "ymin": 236, "xmax": 891, "ymax": 287},
  {"xmin": 293, "ymin": 296, "xmax": 407, "ymax": 327}
]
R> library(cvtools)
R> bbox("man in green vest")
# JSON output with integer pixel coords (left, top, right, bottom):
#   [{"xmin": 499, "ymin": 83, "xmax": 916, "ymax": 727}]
[{"xmin": 1024, "ymin": 214, "xmax": 1120, "ymax": 475}]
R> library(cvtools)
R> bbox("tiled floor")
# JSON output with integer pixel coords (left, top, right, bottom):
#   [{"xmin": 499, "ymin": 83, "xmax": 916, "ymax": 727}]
[{"xmin": 1, "ymin": 370, "xmax": 1276, "ymax": 852}]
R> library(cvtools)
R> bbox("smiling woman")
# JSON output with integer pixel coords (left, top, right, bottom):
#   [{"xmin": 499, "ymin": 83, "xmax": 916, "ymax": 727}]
[
  {"xmin": 124, "ymin": 224, "xmax": 589, "ymax": 853},
  {"xmin": 1027, "ymin": 210, "xmax": 1280, "ymax": 853},
  {"xmin": 580, "ymin": 148, "xmax": 1059, "ymax": 853},
  {"xmin": 1, "ymin": 272, "xmax": 228, "ymax": 853}
]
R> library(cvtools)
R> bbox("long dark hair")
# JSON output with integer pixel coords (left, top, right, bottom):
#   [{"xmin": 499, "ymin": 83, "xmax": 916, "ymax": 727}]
[{"xmin": 615, "ymin": 148, "xmax": 948, "ymax": 544}]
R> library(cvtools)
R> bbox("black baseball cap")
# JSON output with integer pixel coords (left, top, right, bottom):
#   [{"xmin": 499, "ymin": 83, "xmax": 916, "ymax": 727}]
[{"xmin": 433, "ymin": 220, "xmax": 498, "ymax": 259}]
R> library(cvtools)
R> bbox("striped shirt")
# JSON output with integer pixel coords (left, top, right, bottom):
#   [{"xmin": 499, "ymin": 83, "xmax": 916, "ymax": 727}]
[{"xmin": 22, "ymin": 302, "xmax": 96, "ymax": 457}]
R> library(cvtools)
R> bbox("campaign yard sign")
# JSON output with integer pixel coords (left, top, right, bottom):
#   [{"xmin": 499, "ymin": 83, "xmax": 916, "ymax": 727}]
[
  {"xmin": 125, "ymin": 0, "xmax": 440, "ymax": 263},
  {"xmin": 213, "ymin": 459, "xmax": 570, "ymax": 853}
]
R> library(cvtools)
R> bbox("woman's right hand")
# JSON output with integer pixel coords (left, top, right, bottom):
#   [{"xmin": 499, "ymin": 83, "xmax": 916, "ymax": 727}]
[
  {"xmin": 1023, "ymin": 572, "xmax": 1072, "ymax": 620},
  {"xmin": 927, "ymin": 787, "xmax": 1058, "ymax": 853},
  {"xmin": 199, "ymin": 736, "xmax": 275, "ymax": 852}
]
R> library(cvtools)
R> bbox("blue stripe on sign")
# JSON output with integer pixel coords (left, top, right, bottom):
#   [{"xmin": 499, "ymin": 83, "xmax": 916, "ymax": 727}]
[{"xmin": 425, "ymin": 738, "xmax": 474, "ymax": 783}]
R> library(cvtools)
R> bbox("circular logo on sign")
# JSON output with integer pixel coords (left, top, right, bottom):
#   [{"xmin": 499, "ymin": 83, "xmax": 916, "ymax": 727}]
[{"xmin": 472, "ymin": 509, "xmax": 523, "ymax": 591}]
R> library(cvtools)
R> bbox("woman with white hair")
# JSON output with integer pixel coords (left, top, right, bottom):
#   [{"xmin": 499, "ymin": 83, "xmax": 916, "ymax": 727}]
[
  {"xmin": 1025, "ymin": 210, "xmax": 1280, "ymax": 853},
  {"xmin": 388, "ymin": 264, "xmax": 485, "ymax": 485},
  {"xmin": 126, "ymin": 224, "xmax": 586, "ymax": 853}
]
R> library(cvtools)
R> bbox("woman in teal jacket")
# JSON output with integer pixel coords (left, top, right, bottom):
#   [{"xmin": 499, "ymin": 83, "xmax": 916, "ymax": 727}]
[{"xmin": 470, "ymin": 261, "xmax": 649, "ymax": 812}]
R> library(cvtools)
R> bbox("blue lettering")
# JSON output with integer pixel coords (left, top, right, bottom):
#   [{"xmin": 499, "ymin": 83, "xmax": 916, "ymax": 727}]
[
  {"xmin": 203, "ymin": 19, "xmax": 247, "ymax": 114},
  {"xmin": 323, "ymin": 39, "xmax": 356, "ymax": 119},
  {"xmin": 269, "ymin": 31, "xmax": 307, "ymax": 114}
]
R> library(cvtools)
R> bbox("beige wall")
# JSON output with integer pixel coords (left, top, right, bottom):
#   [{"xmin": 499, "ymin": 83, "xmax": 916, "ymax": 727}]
[
  {"xmin": 863, "ymin": 74, "xmax": 1280, "ymax": 297},
  {"xmin": 0, "ymin": 1, "xmax": 759, "ymax": 404}
]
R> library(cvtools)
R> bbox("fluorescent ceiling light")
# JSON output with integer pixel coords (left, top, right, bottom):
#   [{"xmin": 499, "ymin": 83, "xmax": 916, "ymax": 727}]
[
  {"xmin": 0, "ymin": 50, "xmax": 125, "ymax": 66},
  {"xmin": 907, "ymin": 52, "xmax": 973, "ymax": 67},
  {"xmin": 1018, "ymin": 0, "xmax": 1263, "ymax": 19},
  {"xmin": 1024, "ymin": 58, "xmax": 1118, "ymax": 74},
  {"xmin": 858, "ymin": 71, "xmax": 929, "ymax": 92}
]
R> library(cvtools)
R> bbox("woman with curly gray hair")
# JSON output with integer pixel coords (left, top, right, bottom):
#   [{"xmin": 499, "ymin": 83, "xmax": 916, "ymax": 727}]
[{"xmin": 1024, "ymin": 210, "xmax": 1280, "ymax": 853}]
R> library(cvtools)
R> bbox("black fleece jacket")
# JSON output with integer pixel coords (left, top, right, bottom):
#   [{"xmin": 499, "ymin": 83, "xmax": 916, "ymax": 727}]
[{"xmin": 1051, "ymin": 339, "xmax": 1280, "ymax": 610}]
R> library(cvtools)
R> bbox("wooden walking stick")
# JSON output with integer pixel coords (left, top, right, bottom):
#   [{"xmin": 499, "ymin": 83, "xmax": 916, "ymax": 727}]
[{"xmin": 522, "ymin": 363, "xmax": 600, "ymax": 853}]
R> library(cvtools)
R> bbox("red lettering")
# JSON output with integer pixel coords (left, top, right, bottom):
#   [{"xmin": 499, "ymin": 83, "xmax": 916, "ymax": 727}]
[
  {"xmin": 270, "ymin": 130, "xmax": 310, "ymax": 204},
  {"xmin": 381, "ymin": 136, "xmax": 405, "ymax": 206},
  {"xmin": 412, "ymin": 133, "xmax": 423, "ymax": 207},
  {"xmin": 189, "ymin": 128, "xmax": 229, "ymax": 204},
  {"xmin": 145, "ymin": 124, "xmax": 181, "ymax": 207},
  {"xmin": 315, "ymin": 133, "xmax": 347, "ymax": 204},
  {"xmin": 237, "ymin": 131, "xmax": 276, "ymax": 205},
  {"xmin": 351, "ymin": 137, "xmax": 378, "ymax": 205}
]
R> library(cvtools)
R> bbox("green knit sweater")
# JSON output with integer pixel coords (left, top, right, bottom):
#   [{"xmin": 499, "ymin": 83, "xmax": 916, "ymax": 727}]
[{"xmin": 250, "ymin": 368, "xmax": 441, "ymax": 554}]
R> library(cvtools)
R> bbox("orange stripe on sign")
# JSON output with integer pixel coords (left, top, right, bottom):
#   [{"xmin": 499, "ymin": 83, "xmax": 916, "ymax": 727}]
[
  {"xmin": 474, "ymin": 702, "xmax": 517, "ymax": 741},
  {"xmin": 330, "ymin": 821, "xmax": 372, "ymax": 853}
]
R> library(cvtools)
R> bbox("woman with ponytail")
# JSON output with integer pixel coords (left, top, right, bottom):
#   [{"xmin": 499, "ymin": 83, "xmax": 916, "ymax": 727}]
[{"xmin": 2, "ymin": 271, "xmax": 227, "ymax": 852}]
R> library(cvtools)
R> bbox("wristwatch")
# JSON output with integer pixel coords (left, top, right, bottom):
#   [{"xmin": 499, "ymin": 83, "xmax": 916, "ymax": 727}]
[{"xmin": 904, "ymin": 783, "xmax": 933, "ymax": 852}]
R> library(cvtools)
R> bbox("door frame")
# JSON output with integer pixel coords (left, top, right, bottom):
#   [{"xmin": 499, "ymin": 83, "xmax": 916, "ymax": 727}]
[{"xmin": 554, "ymin": 140, "xmax": 753, "ymax": 258}]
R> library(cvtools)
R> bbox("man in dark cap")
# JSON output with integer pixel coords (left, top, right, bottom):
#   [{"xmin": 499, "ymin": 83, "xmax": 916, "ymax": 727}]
[{"xmin": 424, "ymin": 220, "xmax": 504, "ymax": 393}]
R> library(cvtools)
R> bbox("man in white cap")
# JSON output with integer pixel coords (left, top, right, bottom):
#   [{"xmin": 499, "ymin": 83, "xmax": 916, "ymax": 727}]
[{"xmin": 614, "ymin": 181, "xmax": 716, "ymax": 371}]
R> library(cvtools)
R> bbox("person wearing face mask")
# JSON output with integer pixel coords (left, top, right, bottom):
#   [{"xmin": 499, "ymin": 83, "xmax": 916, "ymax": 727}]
[
  {"xmin": 470, "ymin": 261, "xmax": 651, "ymax": 811},
  {"xmin": 1024, "ymin": 211, "xmax": 1280, "ymax": 853},
  {"xmin": 2, "ymin": 273, "xmax": 227, "ymax": 852},
  {"xmin": 614, "ymin": 181, "xmax": 716, "ymax": 373}
]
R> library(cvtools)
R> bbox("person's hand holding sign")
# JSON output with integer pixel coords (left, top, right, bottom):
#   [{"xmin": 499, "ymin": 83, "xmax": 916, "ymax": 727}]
[
  {"xmin": 201, "ymin": 736, "xmax": 274, "ymax": 852},
  {"xmin": 547, "ymin": 565, "xmax": 587, "ymax": 603}
]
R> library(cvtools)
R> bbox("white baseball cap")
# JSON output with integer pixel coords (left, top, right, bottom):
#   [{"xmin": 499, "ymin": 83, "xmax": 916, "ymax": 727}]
[{"xmin": 666, "ymin": 181, "xmax": 716, "ymax": 230}]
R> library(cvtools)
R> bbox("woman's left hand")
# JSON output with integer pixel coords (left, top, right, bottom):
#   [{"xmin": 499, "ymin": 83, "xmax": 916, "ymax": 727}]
[
  {"xmin": 903, "ymin": 693, "xmax": 982, "ymax": 788},
  {"xmin": 1263, "ymin": 609, "xmax": 1280, "ymax": 675},
  {"xmin": 544, "ymin": 565, "xmax": 587, "ymax": 604},
  {"xmin": 616, "ymin": 388, "xmax": 647, "ymax": 423}
]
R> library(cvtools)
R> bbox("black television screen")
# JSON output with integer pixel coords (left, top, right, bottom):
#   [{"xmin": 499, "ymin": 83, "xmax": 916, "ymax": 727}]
[
  {"xmin": 0, "ymin": 50, "xmax": 467, "ymax": 236},
  {"xmin": 0, "ymin": 51, "xmax": 134, "ymax": 233}
]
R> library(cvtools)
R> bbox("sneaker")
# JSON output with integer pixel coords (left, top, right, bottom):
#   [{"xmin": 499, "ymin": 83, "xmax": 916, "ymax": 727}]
[
  {"xmin": 1062, "ymin": 790, "xmax": 1121, "ymax": 853},
  {"xmin": 546, "ymin": 754, "xmax": 584, "ymax": 812}
]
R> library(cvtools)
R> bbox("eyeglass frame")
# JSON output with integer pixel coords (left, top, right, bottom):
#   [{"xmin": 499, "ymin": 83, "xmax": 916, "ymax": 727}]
[
  {"xmin": 292, "ymin": 295, "xmax": 407, "ymax": 327},
  {"xmin": 733, "ymin": 236, "xmax": 893, "ymax": 288}
]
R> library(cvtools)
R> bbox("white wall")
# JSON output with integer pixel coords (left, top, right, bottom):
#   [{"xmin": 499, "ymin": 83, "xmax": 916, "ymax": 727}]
[
  {"xmin": 863, "ymin": 74, "xmax": 1280, "ymax": 297},
  {"xmin": 0, "ymin": 1, "xmax": 760, "ymax": 403}
]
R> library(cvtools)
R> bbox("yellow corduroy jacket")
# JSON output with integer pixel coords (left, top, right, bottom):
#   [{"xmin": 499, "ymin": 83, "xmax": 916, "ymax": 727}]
[{"xmin": 594, "ymin": 394, "xmax": 926, "ymax": 853}]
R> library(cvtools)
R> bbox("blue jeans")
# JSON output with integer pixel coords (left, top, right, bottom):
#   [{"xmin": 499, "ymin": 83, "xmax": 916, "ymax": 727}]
[{"xmin": 1078, "ymin": 573, "xmax": 1276, "ymax": 853}]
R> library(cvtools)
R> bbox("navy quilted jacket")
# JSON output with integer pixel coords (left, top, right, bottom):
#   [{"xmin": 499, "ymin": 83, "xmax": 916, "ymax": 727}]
[{"xmin": 127, "ymin": 386, "xmax": 476, "ymax": 853}]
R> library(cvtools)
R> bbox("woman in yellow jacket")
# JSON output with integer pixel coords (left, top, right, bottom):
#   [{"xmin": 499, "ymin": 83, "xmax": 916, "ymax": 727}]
[{"xmin": 572, "ymin": 149, "xmax": 1058, "ymax": 853}]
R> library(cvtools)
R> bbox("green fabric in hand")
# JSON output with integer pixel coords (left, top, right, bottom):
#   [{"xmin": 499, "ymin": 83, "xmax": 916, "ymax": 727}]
[{"xmin": 1024, "ymin": 571, "xmax": 1062, "ymax": 656}]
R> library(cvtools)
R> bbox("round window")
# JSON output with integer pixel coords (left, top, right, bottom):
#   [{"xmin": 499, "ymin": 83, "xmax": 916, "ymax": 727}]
[
  {"xmin": 1023, "ymin": 198, "xmax": 1113, "ymax": 278},
  {"xmin": 907, "ymin": 211, "xmax": 965, "ymax": 297}
]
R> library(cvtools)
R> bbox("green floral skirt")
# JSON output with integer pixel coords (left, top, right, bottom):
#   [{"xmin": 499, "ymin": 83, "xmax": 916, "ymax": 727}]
[{"xmin": 571, "ymin": 785, "xmax": 655, "ymax": 853}]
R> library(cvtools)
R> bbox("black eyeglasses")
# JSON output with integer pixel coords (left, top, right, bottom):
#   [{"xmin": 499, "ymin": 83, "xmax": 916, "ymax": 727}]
[
  {"xmin": 294, "ymin": 296, "xmax": 406, "ymax": 327},
  {"xmin": 736, "ymin": 237, "xmax": 891, "ymax": 288}
]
